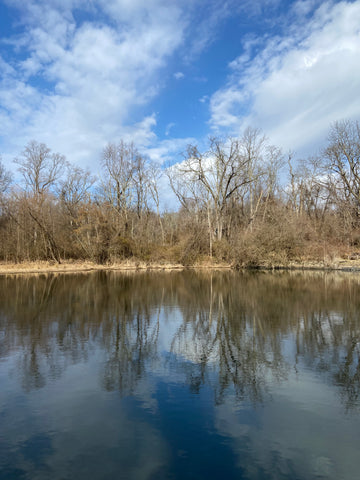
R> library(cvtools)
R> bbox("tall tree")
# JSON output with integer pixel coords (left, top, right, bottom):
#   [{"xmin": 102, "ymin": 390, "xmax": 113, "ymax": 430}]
[
  {"xmin": 0, "ymin": 157, "xmax": 12, "ymax": 198},
  {"xmin": 14, "ymin": 140, "xmax": 66, "ymax": 197},
  {"xmin": 170, "ymin": 136, "xmax": 259, "ymax": 251},
  {"xmin": 13, "ymin": 141, "xmax": 66, "ymax": 263},
  {"xmin": 100, "ymin": 141, "xmax": 136, "ymax": 232},
  {"xmin": 323, "ymin": 120, "xmax": 360, "ymax": 221}
]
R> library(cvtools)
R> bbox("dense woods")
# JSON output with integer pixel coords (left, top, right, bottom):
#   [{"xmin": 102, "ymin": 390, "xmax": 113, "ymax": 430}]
[{"xmin": 1, "ymin": 119, "xmax": 360, "ymax": 266}]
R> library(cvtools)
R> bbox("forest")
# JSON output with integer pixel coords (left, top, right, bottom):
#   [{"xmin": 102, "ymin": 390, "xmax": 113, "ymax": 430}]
[{"xmin": 0, "ymin": 119, "xmax": 359, "ymax": 267}]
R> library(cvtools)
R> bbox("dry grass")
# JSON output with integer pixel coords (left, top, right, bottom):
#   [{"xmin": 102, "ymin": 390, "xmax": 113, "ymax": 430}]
[
  {"xmin": 2, "ymin": 254, "xmax": 360, "ymax": 276},
  {"xmin": 0, "ymin": 258, "xmax": 232, "ymax": 275}
]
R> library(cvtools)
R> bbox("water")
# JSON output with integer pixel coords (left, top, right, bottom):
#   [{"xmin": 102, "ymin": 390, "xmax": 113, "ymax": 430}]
[{"xmin": 0, "ymin": 270, "xmax": 360, "ymax": 480}]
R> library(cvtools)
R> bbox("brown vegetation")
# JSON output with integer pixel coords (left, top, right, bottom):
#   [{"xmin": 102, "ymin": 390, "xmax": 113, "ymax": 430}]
[{"xmin": 1, "ymin": 120, "xmax": 360, "ymax": 269}]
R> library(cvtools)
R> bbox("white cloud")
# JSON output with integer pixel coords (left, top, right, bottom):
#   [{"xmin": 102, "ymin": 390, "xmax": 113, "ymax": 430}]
[
  {"xmin": 209, "ymin": 0, "xmax": 360, "ymax": 156},
  {"xmin": 3, "ymin": 0, "xmax": 355, "ymax": 186},
  {"xmin": 0, "ymin": 0, "xmax": 186, "ymax": 169},
  {"xmin": 291, "ymin": 0, "xmax": 321, "ymax": 18},
  {"xmin": 146, "ymin": 137, "xmax": 194, "ymax": 166},
  {"xmin": 165, "ymin": 122, "xmax": 176, "ymax": 136},
  {"xmin": 199, "ymin": 95, "xmax": 209, "ymax": 103},
  {"xmin": 174, "ymin": 72, "xmax": 184, "ymax": 80}
]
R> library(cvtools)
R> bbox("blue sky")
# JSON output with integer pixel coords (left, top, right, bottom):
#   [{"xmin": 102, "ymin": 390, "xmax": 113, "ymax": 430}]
[{"xmin": 1, "ymin": 0, "xmax": 360, "ymax": 176}]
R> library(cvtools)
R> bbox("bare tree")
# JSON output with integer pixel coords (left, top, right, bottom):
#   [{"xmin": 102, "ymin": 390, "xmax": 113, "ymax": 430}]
[
  {"xmin": 240, "ymin": 127, "xmax": 267, "ymax": 228},
  {"xmin": 100, "ymin": 141, "xmax": 136, "ymax": 232},
  {"xmin": 323, "ymin": 120, "xmax": 360, "ymax": 220},
  {"xmin": 58, "ymin": 164, "xmax": 95, "ymax": 218},
  {"xmin": 287, "ymin": 154, "xmax": 329, "ymax": 218},
  {"xmin": 12, "ymin": 141, "xmax": 67, "ymax": 263},
  {"xmin": 14, "ymin": 141, "xmax": 66, "ymax": 197},
  {"xmin": 148, "ymin": 161, "xmax": 165, "ymax": 244},
  {"xmin": 257, "ymin": 145, "xmax": 284, "ymax": 223},
  {"xmin": 0, "ymin": 157, "xmax": 12, "ymax": 197},
  {"xmin": 173, "ymin": 136, "xmax": 257, "ymax": 244},
  {"xmin": 132, "ymin": 153, "xmax": 150, "ymax": 220},
  {"xmin": 0, "ymin": 158, "xmax": 13, "ymax": 260}
]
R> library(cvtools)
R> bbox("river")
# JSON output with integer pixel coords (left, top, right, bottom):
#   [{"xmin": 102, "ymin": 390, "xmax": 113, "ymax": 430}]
[{"xmin": 1, "ymin": 270, "xmax": 359, "ymax": 479}]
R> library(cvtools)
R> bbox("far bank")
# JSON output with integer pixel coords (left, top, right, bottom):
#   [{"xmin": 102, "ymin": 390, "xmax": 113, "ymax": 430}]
[{"xmin": 1, "ymin": 257, "xmax": 360, "ymax": 276}]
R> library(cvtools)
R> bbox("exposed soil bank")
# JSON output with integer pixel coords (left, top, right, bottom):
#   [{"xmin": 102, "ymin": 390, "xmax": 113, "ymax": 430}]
[{"xmin": 1, "ymin": 258, "xmax": 360, "ymax": 275}]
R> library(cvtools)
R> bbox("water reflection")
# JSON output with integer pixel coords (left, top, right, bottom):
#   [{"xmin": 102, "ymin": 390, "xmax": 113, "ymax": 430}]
[
  {"xmin": 1, "ymin": 270, "xmax": 360, "ymax": 479},
  {"xmin": 1, "ymin": 270, "xmax": 360, "ymax": 406}
]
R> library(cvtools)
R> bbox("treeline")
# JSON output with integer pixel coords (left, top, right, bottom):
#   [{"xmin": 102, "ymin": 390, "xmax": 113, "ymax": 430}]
[{"xmin": 0, "ymin": 120, "xmax": 359, "ymax": 266}]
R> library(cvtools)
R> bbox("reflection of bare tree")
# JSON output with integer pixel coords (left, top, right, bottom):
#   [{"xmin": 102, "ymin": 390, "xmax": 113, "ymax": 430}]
[
  {"xmin": 170, "ymin": 273, "xmax": 288, "ymax": 403},
  {"xmin": 295, "ymin": 307, "xmax": 360, "ymax": 410},
  {"xmin": 0, "ymin": 272, "xmax": 169, "ymax": 393},
  {"xmin": 335, "ymin": 336, "xmax": 360, "ymax": 409},
  {"xmin": 1, "ymin": 274, "xmax": 64, "ymax": 391},
  {"xmin": 215, "ymin": 313, "xmax": 283, "ymax": 404},
  {"xmin": 101, "ymin": 309, "xmax": 160, "ymax": 395},
  {"xmin": 166, "ymin": 271, "xmax": 360, "ymax": 406},
  {"xmin": 1, "ymin": 270, "xmax": 360, "ymax": 407}
]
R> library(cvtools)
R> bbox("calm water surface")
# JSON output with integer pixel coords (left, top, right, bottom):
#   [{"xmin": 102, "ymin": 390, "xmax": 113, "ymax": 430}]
[{"xmin": 1, "ymin": 270, "xmax": 360, "ymax": 479}]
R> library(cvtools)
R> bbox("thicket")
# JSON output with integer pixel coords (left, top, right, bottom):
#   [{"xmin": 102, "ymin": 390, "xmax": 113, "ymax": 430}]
[{"xmin": 0, "ymin": 120, "xmax": 360, "ymax": 267}]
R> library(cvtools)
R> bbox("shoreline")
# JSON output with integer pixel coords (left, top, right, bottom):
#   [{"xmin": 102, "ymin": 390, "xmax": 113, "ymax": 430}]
[
  {"xmin": 0, "ymin": 260, "xmax": 231, "ymax": 276},
  {"xmin": 1, "ymin": 258, "xmax": 360, "ymax": 275}
]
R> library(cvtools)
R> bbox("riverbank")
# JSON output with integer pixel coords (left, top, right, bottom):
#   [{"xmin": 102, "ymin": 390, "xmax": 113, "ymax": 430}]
[
  {"xmin": 0, "ymin": 259, "xmax": 233, "ymax": 275},
  {"xmin": 1, "ymin": 257, "xmax": 360, "ymax": 275}
]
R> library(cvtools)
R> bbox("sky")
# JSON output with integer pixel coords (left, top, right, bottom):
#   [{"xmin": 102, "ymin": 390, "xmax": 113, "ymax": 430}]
[{"xmin": 1, "ymin": 0, "xmax": 360, "ymax": 179}]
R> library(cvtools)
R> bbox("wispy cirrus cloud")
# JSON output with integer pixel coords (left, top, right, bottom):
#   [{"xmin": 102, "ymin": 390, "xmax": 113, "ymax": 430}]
[{"xmin": 209, "ymin": 0, "xmax": 360, "ymax": 156}]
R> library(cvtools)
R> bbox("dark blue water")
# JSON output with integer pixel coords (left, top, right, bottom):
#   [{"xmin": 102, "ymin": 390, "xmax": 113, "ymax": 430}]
[{"xmin": 0, "ymin": 270, "xmax": 360, "ymax": 479}]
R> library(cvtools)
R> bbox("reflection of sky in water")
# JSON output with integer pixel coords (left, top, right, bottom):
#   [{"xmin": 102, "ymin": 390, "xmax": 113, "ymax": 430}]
[
  {"xmin": 1, "ymin": 271, "xmax": 360, "ymax": 479},
  {"xmin": 215, "ymin": 371, "xmax": 359, "ymax": 479}
]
